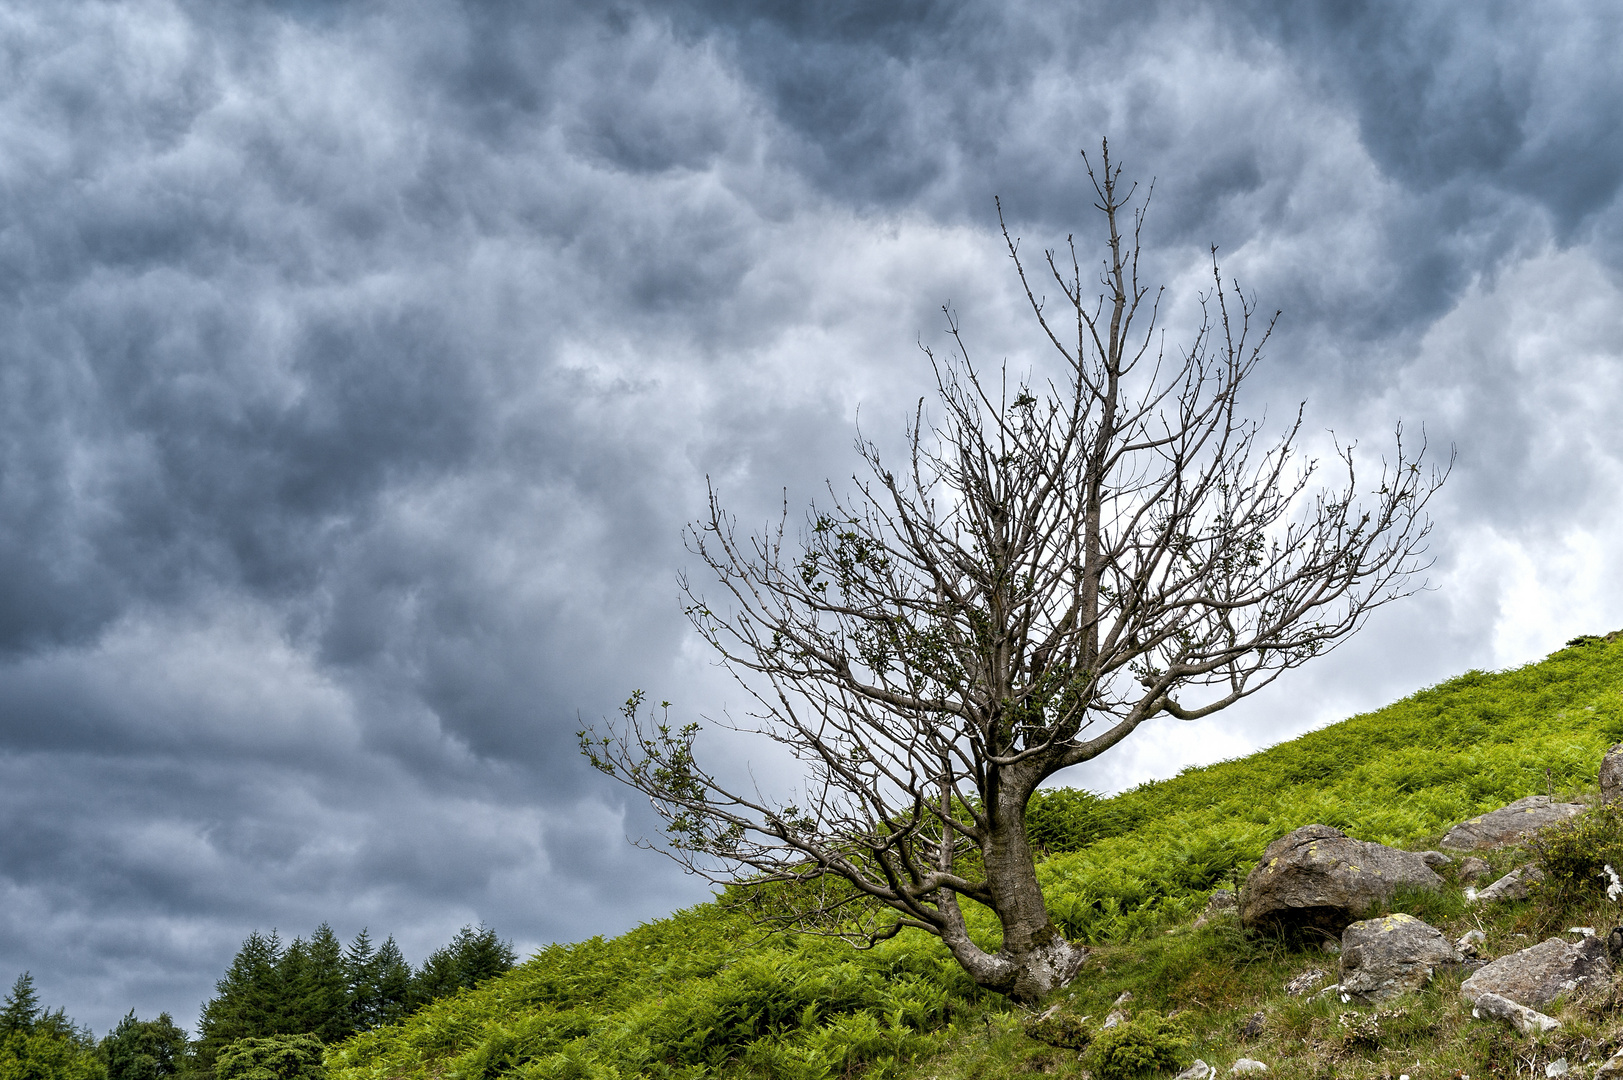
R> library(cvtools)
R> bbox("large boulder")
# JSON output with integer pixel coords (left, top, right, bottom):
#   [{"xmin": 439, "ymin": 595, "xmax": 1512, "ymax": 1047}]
[
  {"xmin": 1338, "ymin": 914, "xmax": 1455, "ymax": 1002},
  {"xmin": 1460, "ymin": 935, "xmax": 1611, "ymax": 1008},
  {"xmin": 1239, "ymin": 825, "xmax": 1443, "ymax": 934},
  {"xmin": 1602, "ymin": 743, "xmax": 1623, "ymax": 806},
  {"xmin": 1439, "ymin": 796, "xmax": 1585, "ymax": 851}
]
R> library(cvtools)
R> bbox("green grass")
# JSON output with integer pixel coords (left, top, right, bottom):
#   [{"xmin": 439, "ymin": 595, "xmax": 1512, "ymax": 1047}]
[{"xmin": 328, "ymin": 634, "xmax": 1623, "ymax": 1080}]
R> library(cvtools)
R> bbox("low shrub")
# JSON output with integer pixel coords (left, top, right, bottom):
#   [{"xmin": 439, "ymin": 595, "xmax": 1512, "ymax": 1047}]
[
  {"xmin": 1082, "ymin": 1012, "xmax": 1191, "ymax": 1080},
  {"xmin": 215, "ymin": 1035, "xmax": 327, "ymax": 1080},
  {"xmin": 1530, "ymin": 802, "xmax": 1623, "ymax": 917}
]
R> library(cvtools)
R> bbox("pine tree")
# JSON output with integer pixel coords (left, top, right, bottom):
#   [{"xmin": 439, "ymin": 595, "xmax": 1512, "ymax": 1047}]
[
  {"xmin": 341, "ymin": 930, "xmax": 376, "ymax": 1035},
  {"xmin": 195, "ymin": 930, "xmax": 284, "ymax": 1074},
  {"xmin": 292, "ymin": 925, "xmax": 350, "ymax": 1042},
  {"xmin": 1, "ymin": 972, "xmax": 40, "ymax": 1034},
  {"xmin": 411, "ymin": 926, "xmax": 516, "ymax": 1006},
  {"xmin": 369, "ymin": 938, "xmax": 413, "ymax": 1028}
]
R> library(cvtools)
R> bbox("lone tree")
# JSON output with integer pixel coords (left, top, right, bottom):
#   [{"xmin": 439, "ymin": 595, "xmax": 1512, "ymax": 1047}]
[{"xmin": 583, "ymin": 144, "xmax": 1446, "ymax": 1003}]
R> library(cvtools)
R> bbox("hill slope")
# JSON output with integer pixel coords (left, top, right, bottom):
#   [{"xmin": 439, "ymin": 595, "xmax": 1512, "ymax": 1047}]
[{"xmin": 329, "ymin": 634, "xmax": 1623, "ymax": 1080}]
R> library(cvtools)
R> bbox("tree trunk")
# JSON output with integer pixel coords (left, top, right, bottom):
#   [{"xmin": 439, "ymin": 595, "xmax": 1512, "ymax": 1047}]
[{"xmin": 935, "ymin": 782, "xmax": 1087, "ymax": 1003}]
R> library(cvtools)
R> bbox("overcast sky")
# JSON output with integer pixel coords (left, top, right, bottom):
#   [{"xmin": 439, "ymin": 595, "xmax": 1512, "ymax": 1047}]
[{"xmin": 2, "ymin": 0, "xmax": 1622, "ymax": 1036}]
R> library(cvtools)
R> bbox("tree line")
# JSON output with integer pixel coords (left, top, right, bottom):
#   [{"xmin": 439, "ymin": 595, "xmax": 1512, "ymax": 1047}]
[{"xmin": 1, "ymin": 922, "xmax": 516, "ymax": 1080}]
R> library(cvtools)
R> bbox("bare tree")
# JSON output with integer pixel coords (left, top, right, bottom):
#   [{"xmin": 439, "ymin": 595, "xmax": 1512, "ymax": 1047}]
[{"xmin": 581, "ymin": 143, "xmax": 1447, "ymax": 1003}]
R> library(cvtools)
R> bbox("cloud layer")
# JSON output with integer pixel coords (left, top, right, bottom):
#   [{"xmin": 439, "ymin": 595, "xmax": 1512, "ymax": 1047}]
[{"xmin": 1, "ymin": 0, "xmax": 1621, "ymax": 1032}]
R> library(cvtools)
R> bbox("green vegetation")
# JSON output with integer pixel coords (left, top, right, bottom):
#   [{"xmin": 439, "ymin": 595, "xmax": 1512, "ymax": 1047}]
[
  {"xmin": 328, "ymin": 633, "xmax": 1623, "ymax": 1080},
  {"xmin": 214, "ymin": 1037, "xmax": 327, "ymax": 1080},
  {"xmin": 2, "ymin": 923, "xmax": 516, "ymax": 1080},
  {"xmin": 1, "ymin": 973, "xmax": 102, "ymax": 1080},
  {"xmin": 195, "ymin": 923, "xmax": 516, "ymax": 1075}
]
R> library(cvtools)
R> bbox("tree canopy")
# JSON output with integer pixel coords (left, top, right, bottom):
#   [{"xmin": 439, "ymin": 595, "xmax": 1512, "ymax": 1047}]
[{"xmin": 584, "ymin": 142, "xmax": 1446, "ymax": 1002}]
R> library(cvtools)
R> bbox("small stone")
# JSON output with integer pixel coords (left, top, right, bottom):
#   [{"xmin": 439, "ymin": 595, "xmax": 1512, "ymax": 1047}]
[
  {"xmin": 1469, "ymin": 865, "xmax": 1545, "ymax": 904},
  {"xmin": 1455, "ymin": 929, "xmax": 1486, "ymax": 960},
  {"xmin": 1471, "ymin": 991, "xmax": 1561, "ymax": 1035},
  {"xmin": 1595, "ymin": 1049, "xmax": 1623, "ymax": 1078},
  {"xmin": 1420, "ymin": 850, "xmax": 1453, "ymax": 868},
  {"xmin": 1546, "ymin": 1059, "xmax": 1568, "ymax": 1078},
  {"xmin": 1113, "ymin": 990, "xmax": 1133, "ymax": 1006},
  {"xmin": 1459, "ymin": 856, "xmax": 1492, "ymax": 883},
  {"xmin": 1569, "ymin": 927, "xmax": 1596, "ymax": 937},
  {"xmin": 1229, "ymin": 1060, "xmax": 1268, "ymax": 1075},
  {"xmin": 1172, "ymin": 1062, "xmax": 1214, "ymax": 1080},
  {"xmin": 1321, "ymin": 939, "xmax": 1341, "ymax": 954},
  {"xmin": 1102, "ymin": 1009, "xmax": 1127, "ymax": 1029},
  {"xmin": 1239, "ymin": 1011, "xmax": 1265, "ymax": 1038},
  {"xmin": 1284, "ymin": 968, "xmax": 1327, "ymax": 996}
]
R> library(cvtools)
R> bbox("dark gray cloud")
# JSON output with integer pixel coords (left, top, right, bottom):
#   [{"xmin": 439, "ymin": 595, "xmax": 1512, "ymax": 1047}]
[{"xmin": 0, "ymin": 0, "xmax": 1620, "ymax": 1034}]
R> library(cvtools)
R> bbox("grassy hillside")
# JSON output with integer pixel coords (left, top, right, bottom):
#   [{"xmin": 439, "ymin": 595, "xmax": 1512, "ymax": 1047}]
[{"xmin": 329, "ymin": 634, "xmax": 1623, "ymax": 1080}]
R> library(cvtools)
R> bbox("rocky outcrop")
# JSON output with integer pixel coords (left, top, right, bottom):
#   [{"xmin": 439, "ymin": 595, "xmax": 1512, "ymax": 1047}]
[
  {"xmin": 1338, "ymin": 914, "xmax": 1455, "ymax": 1002},
  {"xmin": 1439, "ymin": 796, "xmax": 1584, "ymax": 851},
  {"xmin": 1460, "ymin": 935, "xmax": 1611, "ymax": 1008},
  {"xmin": 1471, "ymin": 991, "xmax": 1560, "ymax": 1034},
  {"xmin": 1467, "ymin": 865, "xmax": 1545, "ymax": 904},
  {"xmin": 1602, "ymin": 743, "xmax": 1623, "ymax": 805},
  {"xmin": 1239, "ymin": 825, "xmax": 1443, "ymax": 934}
]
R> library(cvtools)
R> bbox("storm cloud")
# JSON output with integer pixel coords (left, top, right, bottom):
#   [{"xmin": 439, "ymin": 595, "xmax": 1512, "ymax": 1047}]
[{"xmin": 1, "ymin": 0, "xmax": 1621, "ymax": 1032}]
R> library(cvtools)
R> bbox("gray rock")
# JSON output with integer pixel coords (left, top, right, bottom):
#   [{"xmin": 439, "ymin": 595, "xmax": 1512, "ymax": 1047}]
[
  {"xmin": 1460, "ymin": 935, "xmax": 1611, "ymax": 1007},
  {"xmin": 1595, "ymin": 1049, "xmax": 1623, "ymax": 1077},
  {"xmin": 1419, "ymin": 850, "xmax": 1453, "ymax": 868},
  {"xmin": 1102, "ymin": 1009, "xmax": 1127, "ymax": 1029},
  {"xmin": 1229, "ymin": 1060, "xmax": 1268, "ymax": 1075},
  {"xmin": 1455, "ymin": 929, "xmax": 1486, "ymax": 960},
  {"xmin": 1440, "ymin": 796, "xmax": 1585, "ymax": 851},
  {"xmin": 1193, "ymin": 888, "xmax": 1238, "ymax": 929},
  {"xmin": 1239, "ymin": 825, "xmax": 1443, "ymax": 934},
  {"xmin": 1471, "ymin": 991, "xmax": 1560, "ymax": 1034},
  {"xmin": 1458, "ymin": 856, "xmax": 1492, "ymax": 883},
  {"xmin": 1339, "ymin": 914, "xmax": 1455, "ymax": 1002},
  {"xmin": 1173, "ymin": 1063, "xmax": 1213, "ymax": 1080},
  {"xmin": 1468, "ymin": 865, "xmax": 1545, "ymax": 904},
  {"xmin": 1602, "ymin": 743, "xmax": 1623, "ymax": 805}
]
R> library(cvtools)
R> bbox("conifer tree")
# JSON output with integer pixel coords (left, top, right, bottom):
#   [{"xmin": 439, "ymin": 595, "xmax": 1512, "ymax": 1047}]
[
  {"xmin": 411, "ymin": 925, "xmax": 516, "ymax": 1005},
  {"xmin": 341, "ymin": 930, "xmax": 376, "ymax": 1035},
  {"xmin": 368, "ymin": 938, "xmax": 413, "ymax": 1028},
  {"xmin": 287, "ymin": 925, "xmax": 349, "ymax": 1042},
  {"xmin": 195, "ymin": 931, "xmax": 284, "ymax": 1074},
  {"xmin": 1, "ymin": 972, "xmax": 40, "ymax": 1033}
]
